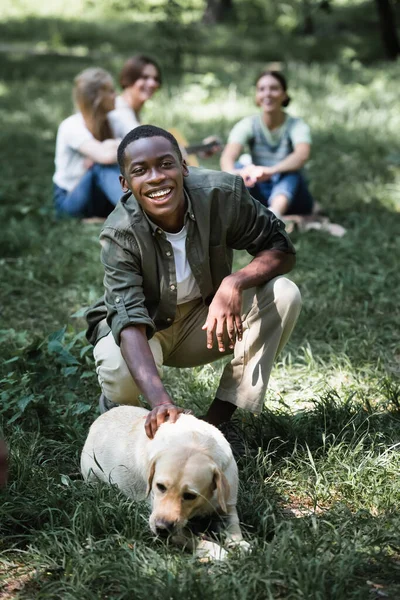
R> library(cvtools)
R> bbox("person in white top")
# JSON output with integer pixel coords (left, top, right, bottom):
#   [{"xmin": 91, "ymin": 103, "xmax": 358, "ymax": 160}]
[
  {"xmin": 108, "ymin": 55, "xmax": 162, "ymax": 140},
  {"xmin": 53, "ymin": 68, "xmax": 122, "ymax": 219}
]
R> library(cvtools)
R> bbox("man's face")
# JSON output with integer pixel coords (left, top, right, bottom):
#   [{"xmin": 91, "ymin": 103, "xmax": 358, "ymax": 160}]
[{"xmin": 120, "ymin": 136, "xmax": 189, "ymax": 232}]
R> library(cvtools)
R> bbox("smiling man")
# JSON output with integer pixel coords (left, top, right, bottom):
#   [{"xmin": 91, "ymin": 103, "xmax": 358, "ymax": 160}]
[{"xmin": 85, "ymin": 125, "xmax": 301, "ymax": 454}]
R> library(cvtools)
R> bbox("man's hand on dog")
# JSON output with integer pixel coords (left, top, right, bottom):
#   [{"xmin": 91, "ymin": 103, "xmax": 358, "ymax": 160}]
[{"xmin": 145, "ymin": 403, "xmax": 190, "ymax": 439}]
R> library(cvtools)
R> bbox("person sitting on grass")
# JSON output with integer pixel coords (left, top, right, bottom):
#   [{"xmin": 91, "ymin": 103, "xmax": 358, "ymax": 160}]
[
  {"xmin": 85, "ymin": 125, "xmax": 302, "ymax": 455},
  {"xmin": 53, "ymin": 68, "xmax": 122, "ymax": 221},
  {"xmin": 220, "ymin": 70, "xmax": 314, "ymax": 219},
  {"xmin": 107, "ymin": 54, "xmax": 162, "ymax": 139}
]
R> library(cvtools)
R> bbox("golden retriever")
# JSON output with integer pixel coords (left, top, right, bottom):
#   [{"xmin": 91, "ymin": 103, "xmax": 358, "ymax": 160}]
[{"xmin": 81, "ymin": 406, "xmax": 248, "ymax": 559}]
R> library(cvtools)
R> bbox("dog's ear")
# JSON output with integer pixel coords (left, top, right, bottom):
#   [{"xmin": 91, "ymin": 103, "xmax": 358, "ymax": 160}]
[
  {"xmin": 212, "ymin": 468, "xmax": 230, "ymax": 514},
  {"xmin": 146, "ymin": 460, "xmax": 156, "ymax": 497}
]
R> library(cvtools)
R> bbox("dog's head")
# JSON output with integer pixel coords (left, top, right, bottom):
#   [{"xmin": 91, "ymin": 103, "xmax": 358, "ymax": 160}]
[{"xmin": 146, "ymin": 450, "xmax": 230, "ymax": 537}]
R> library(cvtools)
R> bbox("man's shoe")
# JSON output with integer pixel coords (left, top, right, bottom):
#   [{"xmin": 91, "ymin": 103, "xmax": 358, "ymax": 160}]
[
  {"xmin": 218, "ymin": 420, "xmax": 247, "ymax": 460},
  {"xmin": 98, "ymin": 393, "xmax": 119, "ymax": 414}
]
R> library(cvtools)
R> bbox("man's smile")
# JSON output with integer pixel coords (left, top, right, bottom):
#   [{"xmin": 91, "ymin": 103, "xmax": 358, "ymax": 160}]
[{"xmin": 146, "ymin": 187, "xmax": 173, "ymax": 200}]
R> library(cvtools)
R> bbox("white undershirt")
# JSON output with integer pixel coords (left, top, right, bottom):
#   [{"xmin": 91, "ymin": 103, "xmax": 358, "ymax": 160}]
[{"xmin": 165, "ymin": 224, "xmax": 201, "ymax": 304}]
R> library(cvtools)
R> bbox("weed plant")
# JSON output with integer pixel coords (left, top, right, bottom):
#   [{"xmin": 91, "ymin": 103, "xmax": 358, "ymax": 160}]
[{"xmin": 0, "ymin": 5, "xmax": 400, "ymax": 598}]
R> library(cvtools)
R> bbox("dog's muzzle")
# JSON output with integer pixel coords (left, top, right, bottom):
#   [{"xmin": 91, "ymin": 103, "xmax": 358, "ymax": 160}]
[{"xmin": 154, "ymin": 518, "xmax": 180, "ymax": 537}]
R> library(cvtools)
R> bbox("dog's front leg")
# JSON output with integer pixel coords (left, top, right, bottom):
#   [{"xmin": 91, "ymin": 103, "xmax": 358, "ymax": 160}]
[
  {"xmin": 171, "ymin": 531, "xmax": 228, "ymax": 561},
  {"xmin": 223, "ymin": 505, "xmax": 250, "ymax": 552}
]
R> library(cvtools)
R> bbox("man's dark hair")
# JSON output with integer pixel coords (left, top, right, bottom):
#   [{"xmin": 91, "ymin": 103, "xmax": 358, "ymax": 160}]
[{"xmin": 117, "ymin": 125, "xmax": 183, "ymax": 174}]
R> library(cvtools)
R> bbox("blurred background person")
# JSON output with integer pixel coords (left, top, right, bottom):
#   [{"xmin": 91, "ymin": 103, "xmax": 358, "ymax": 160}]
[
  {"xmin": 220, "ymin": 70, "xmax": 314, "ymax": 218},
  {"xmin": 108, "ymin": 54, "xmax": 162, "ymax": 139},
  {"xmin": 53, "ymin": 67, "xmax": 121, "ymax": 221},
  {"xmin": 109, "ymin": 54, "xmax": 221, "ymax": 164}
]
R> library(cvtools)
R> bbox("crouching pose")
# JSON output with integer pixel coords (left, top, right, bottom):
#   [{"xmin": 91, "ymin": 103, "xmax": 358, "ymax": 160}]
[{"xmin": 85, "ymin": 125, "xmax": 302, "ymax": 454}]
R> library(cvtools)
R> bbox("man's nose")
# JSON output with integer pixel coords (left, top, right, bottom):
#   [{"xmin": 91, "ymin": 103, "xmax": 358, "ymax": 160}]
[{"xmin": 148, "ymin": 167, "xmax": 165, "ymax": 182}]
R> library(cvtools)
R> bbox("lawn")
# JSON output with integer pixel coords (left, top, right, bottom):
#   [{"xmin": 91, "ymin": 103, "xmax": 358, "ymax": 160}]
[{"xmin": 0, "ymin": 2, "xmax": 400, "ymax": 598}]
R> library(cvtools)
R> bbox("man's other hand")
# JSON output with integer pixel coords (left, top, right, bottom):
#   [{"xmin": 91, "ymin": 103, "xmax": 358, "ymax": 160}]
[{"xmin": 202, "ymin": 277, "xmax": 243, "ymax": 352}]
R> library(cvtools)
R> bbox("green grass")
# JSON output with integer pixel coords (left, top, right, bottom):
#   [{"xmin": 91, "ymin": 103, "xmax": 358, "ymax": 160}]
[{"xmin": 1, "ymin": 4, "xmax": 400, "ymax": 598}]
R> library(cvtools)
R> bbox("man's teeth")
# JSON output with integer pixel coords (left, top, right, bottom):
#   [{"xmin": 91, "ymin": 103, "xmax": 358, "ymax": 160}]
[{"xmin": 148, "ymin": 188, "xmax": 171, "ymax": 199}]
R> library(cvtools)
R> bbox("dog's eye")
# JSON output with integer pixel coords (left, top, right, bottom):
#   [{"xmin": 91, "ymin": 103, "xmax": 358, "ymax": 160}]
[
  {"xmin": 182, "ymin": 492, "xmax": 197, "ymax": 501},
  {"xmin": 156, "ymin": 483, "xmax": 167, "ymax": 493}
]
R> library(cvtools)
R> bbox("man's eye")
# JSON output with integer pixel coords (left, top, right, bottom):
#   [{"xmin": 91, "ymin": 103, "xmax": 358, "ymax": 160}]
[
  {"xmin": 132, "ymin": 168, "xmax": 144, "ymax": 175},
  {"xmin": 157, "ymin": 483, "xmax": 167, "ymax": 493},
  {"xmin": 182, "ymin": 492, "xmax": 197, "ymax": 501},
  {"xmin": 162, "ymin": 161, "xmax": 173, "ymax": 168}
]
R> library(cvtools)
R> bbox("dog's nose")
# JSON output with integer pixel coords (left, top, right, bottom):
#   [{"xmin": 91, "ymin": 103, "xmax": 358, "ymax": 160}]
[{"xmin": 155, "ymin": 519, "xmax": 177, "ymax": 537}]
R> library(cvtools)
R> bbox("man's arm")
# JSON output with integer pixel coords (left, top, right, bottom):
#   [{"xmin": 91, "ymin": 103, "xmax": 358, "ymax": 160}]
[
  {"xmin": 120, "ymin": 325, "xmax": 186, "ymax": 439},
  {"xmin": 203, "ymin": 249, "xmax": 295, "ymax": 352}
]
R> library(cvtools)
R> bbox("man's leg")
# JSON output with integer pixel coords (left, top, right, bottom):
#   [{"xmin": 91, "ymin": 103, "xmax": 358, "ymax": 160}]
[
  {"xmin": 93, "ymin": 279, "xmax": 301, "ymax": 418},
  {"xmin": 164, "ymin": 278, "xmax": 301, "ymax": 419},
  {"xmin": 215, "ymin": 276, "xmax": 301, "ymax": 414},
  {"xmin": 93, "ymin": 331, "xmax": 164, "ymax": 406}
]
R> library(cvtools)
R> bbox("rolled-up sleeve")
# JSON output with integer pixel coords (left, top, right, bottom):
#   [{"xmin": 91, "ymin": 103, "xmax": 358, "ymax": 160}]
[
  {"xmin": 100, "ymin": 228, "xmax": 155, "ymax": 345},
  {"xmin": 227, "ymin": 176, "xmax": 296, "ymax": 255}
]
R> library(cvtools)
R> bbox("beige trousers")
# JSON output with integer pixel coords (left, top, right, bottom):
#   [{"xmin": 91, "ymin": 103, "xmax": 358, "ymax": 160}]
[{"xmin": 94, "ymin": 276, "xmax": 301, "ymax": 414}]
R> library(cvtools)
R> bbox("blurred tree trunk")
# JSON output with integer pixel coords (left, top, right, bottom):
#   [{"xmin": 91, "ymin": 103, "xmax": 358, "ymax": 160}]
[
  {"xmin": 302, "ymin": 0, "xmax": 315, "ymax": 35},
  {"xmin": 374, "ymin": 0, "xmax": 400, "ymax": 59},
  {"xmin": 203, "ymin": 0, "xmax": 235, "ymax": 24}
]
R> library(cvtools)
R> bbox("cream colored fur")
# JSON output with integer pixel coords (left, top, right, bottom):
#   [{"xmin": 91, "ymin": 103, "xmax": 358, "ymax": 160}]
[{"xmin": 81, "ymin": 406, "xmax": 248, "ymax": 560}]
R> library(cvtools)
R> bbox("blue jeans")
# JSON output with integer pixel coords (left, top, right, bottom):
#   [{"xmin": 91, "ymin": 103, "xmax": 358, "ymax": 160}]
[
  {"xmin": 250, "ymin": 172, "xmax": 314, "ymax": 215},
  {"xmin": 54, "ymin": 164, "xmax": 122, "ymax": 218}
]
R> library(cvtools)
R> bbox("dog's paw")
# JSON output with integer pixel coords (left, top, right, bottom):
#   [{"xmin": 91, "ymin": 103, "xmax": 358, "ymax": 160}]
[
  {"xmin": 196, "ymin": 539, "xmax": 228, "ymax": 562},
  {"xmin": 226, "ymin": 539, "xmax": 251, "ymax": 554}
]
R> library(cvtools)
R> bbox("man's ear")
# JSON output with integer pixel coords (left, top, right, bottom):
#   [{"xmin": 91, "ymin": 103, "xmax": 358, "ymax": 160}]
[
  {"xmin": 212, "ymin": 468, "xmax": 230, "ymax": 514},
  {"xmin": 119, "ymin": 174, "xmax": 130, "ymax": 192},
  {"xmin": 146, "ymin": 460, "xmax": 156, "ymax": 497},
  {"xmin": 182, "ymin": 160, "xmax": 189, "ymax": 177}
]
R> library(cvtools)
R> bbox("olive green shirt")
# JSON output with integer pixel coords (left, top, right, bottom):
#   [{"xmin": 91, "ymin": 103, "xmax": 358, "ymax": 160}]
[{"xmin": 85, "ymin": 167, "xmax": 295, "ymax": 346}]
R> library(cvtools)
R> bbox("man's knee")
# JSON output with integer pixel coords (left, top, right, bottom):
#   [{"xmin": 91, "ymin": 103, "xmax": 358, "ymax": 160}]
[
  {"xmin": 272, "ymin": 277, "xmax": 302, "ymax": 320},
  {"xmin": 94, "ymin": 335, "xmax": 139, "ymax": 405}
]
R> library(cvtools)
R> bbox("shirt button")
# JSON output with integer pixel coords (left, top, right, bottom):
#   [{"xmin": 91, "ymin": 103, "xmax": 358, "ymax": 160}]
[
  {"xmin": 157, "ymin": 228, "xmax": 162, "ymax": 235},
  {"xmin": 115, "ymin": 297, "xmax": 121, "ymax": 303},
  {"xmin": 170, "ymin": 284, "xmax": 176, "ymax": 291},
  {"xmin": 167, "ymin": 317, "xmax": 172, "ymax": 323},
  {"xmin": 166, "ymin": 251, "xmax": 172, "ymax": 257}
]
